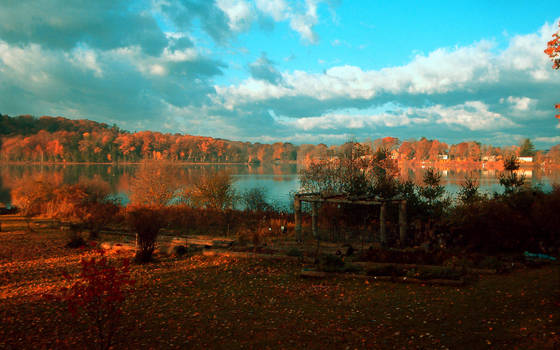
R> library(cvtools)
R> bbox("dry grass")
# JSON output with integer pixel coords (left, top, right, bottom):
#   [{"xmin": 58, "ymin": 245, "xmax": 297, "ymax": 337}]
[{"xmin": 0, "ymin": 215, "xmax": 559, "ymax": 349}]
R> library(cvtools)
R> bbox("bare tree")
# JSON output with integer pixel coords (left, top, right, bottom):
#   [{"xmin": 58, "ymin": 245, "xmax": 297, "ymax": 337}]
[
  {"xmin": 188, "ymin": 170, "xmax": 236, "ymax": 210},
  {"xmin": 129, "ymin": 161, "xmax": 180, "ymax": 208}
]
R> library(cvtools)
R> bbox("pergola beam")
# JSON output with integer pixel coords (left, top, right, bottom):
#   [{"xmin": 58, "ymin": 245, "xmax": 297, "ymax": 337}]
[{"xmin": 293, "ymin": 192, "xmax": 408, "ymax": 245}]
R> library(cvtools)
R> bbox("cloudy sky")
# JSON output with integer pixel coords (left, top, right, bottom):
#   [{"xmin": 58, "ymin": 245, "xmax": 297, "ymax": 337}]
[{"xmin": 0, "ymin": 1, "xmax": 559, "ymax": 147}]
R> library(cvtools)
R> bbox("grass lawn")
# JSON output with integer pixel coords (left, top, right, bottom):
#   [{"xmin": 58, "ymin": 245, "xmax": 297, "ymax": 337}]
[{"xmin": 1, "ymin": 215, "xmax": 559, "ymax": 349}]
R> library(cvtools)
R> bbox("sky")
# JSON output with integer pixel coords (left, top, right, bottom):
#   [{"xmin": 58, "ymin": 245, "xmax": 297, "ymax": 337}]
[{"xmin": 0, "ymin": 1, "xmax": 559, "ymax": 148}]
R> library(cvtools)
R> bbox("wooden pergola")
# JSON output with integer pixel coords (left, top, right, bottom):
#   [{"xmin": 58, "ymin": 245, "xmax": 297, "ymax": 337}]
[{"xmin": 294, "ymin": 193, "xmax": 407, "ymax": 245}]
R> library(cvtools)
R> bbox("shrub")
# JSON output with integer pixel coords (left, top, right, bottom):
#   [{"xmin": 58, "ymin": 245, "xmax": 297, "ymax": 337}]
[
  {"xmin": 55, "ymin": 253, "xmax": 134, "ymax": 350},
  {"xmin": 11, "ymin": 177, "xmax": 55, "ymax": 220},
  {"xmin": 318, "ymin": 254, "xmax": 345, "ymax": 272},
  {"xmin": 85, "ymin": 201, "xmax": 120, "ymax": 239},
  {"xmin": 286, "ymin": 248, "xmax": 303, "ymax": 257},
  {"xmin": 446, "ymin": 187, "xmax": 560, "ymax": 253},
  {"xmin": 127, "ymin": 207, "xmax": 167, "ymax": 263},
  {"xmin": 240, "ymin": 187, "xmax": 270, "ymax": 212},
  {"xmin": 64, "ymin": 224, "xmax": 87, "ymax": 248},
  {"xmin": 173, "ymin": 245, "xmax": 188, "ymax": 256}
]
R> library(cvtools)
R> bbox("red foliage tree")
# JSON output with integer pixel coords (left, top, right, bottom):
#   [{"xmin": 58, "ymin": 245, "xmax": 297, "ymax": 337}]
[
  {"xmin": 58, "ymin": 252, "xmax": 135, "ymax": 349},
  {"xmin": 545, "ymin": 21, "xmax": 560, "ymax": 120},
  {"xmin": 545, "ymin": 21, "xmax": 560, "ymax": 69}
]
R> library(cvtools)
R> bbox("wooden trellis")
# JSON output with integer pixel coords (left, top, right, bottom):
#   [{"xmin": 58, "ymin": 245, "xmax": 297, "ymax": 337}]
[{"xmin": 294, "ymin": 193, "xmax": 407, "ymax": 245}]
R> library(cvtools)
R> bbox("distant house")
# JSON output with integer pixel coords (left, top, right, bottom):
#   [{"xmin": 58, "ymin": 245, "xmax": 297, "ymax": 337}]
[
  {"xmin": 482, "ymin": 155, "xmax": 497, "ymax": 162},
  {"xmin": 518, "ymin": 156, "xmax": 533, "ymax": 163},
  {"xmin": 438, "ymin": 154, "xmax": 448, "ymax": 160}
]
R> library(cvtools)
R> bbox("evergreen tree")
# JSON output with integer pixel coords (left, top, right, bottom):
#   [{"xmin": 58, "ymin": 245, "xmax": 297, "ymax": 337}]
[{"xmin": 519, "ymin": 138, "xmax": 535, "ymax": 157}]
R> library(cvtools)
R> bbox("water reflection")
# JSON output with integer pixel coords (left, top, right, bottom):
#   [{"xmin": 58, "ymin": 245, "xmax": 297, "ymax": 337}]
[{"xmin": 0, "ymin": 163, "xmax": 558, "ymax": 207}]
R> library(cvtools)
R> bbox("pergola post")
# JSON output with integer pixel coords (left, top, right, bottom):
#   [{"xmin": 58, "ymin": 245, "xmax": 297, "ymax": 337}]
[
  {"xmin": 311, "ymin": 202, "xmax": 318, "ymax": 238},
  {"xmin": 380, "ymin": 202, "xmax": 387, "ymax": 245},
  {"xmin": 399, "ymin": 200, "xmax": 407, "ymax": 246},
  {"xmin": 294, "ymin": 197, "xmax": 302, "ymax": 242}
]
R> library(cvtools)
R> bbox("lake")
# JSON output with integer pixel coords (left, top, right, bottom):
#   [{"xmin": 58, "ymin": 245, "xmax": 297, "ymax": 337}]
[{"xmin": 1, "ymin": 163, "xmax": 558, "ymax": 208}]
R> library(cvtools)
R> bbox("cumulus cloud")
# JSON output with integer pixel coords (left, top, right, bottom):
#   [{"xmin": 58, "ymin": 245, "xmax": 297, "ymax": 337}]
[
  {"xmin": 216, "ymin": 41, "xmax": 500, "ymax": 105},
  {"xmin": 216, "ymin": 0, "xmax": 254, "ymax": 32},
  {"xmin": 0, "ymin": 1, "xmax": 558, "ymax": 147},
  {"xmin": 256, "ymin": 0, "xmax": 323, "ymax": 43},
  {"xmin": 0, "ymin": 0, "xmax": 168, "ymax": 55},
  {"xmin": 213, "ymin": 20, "xmax": 559, "ymax": 144},
  {"xmin": 501, "ymin": 96, "xmax": 535, "ymax": 111},
  {"xmin": 273, "ymin": 101, "xmax": 516, "ymax": 132},
  {"xmin": 248, "ymin": 53, "xmax": 283, "ymax": 84}
]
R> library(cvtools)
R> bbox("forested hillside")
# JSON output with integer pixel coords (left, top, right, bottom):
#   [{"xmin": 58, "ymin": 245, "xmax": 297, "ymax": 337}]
[{"xmin": 1, "ymin": 114, "xmax": 559, "ymax": 164}]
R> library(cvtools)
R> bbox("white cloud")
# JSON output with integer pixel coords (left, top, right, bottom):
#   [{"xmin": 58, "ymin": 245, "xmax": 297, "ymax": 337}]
[
  {"xmin": 427, "ymin": 101, "xmax": 517, "ymax": 130},
  {"xmin": 216, "ymin": 40, "xmax": 501, "ymax": 105},
  {"xmin": 216, "ymin": 0, "xmax": 254, "ymax": 32},
  {"xmin": 215, "ymin": 20, "xmax": 559, "ymax": 144},
  {"xmin": 255, "ymin": 0, "xmax": 289, "ymax": 21},
  {"xmin": 272, "ymin": 101, "xmax": 516, "ymax": 133},
  {"xmin": 501, "ymin": 96, "xmax": 535, "ymax": 111},
  {"xmin": 69, "ymin": 47, "xmax": 103, "ymax": 77},
  {"xmin": 256, "ymin": 0, "xmax": 322, "ymax": 43},
  {"xmin": 149, "ymin": 64, "xmax": 167, "ymax": 76},
  {"xmin": 499, "ymin": 21, "xmax": 558, "ymax": 81},
  {"xmin": 535, "ymin": 136, "xmax": 560, "ymax": 144},
  {"xmin": 0, "ymin": 1, "xmax": 558, "ymax": 146}
]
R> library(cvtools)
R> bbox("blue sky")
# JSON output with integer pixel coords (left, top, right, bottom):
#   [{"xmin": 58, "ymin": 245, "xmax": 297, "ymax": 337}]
[{"xmin": 0, "ymin": 1, "xmax": 558, "ymax": 147}]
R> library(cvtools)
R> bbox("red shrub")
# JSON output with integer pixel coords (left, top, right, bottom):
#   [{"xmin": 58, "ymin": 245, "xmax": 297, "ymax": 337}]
[{"xmin": 57, "ymin": 252, "xmax": 134, "ymax": 349}]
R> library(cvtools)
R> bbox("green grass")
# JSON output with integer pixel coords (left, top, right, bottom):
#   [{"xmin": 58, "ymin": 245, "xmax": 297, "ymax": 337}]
[{"xmin": 1, "ymin": 215, "xmax": 559, "ymax": 349}]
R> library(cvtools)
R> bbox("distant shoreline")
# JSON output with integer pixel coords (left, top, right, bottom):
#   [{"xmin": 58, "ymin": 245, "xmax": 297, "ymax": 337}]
[
  {"xmin": 0, "ymin": 159, "xmax": 554, "ymax": 170},
  {"xmin": 0, "ymin": 160, "xmax": 298, "ymax": 166}
]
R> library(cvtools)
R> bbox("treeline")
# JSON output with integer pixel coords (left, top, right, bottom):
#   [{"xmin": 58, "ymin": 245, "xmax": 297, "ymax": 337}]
[
  {"xmin": 0, "ymin": 114, "xmax": 297, "ymax": 163},
  {"xmin": 1, "ymin": 114, "xmax": 560, "ymax": 164}
]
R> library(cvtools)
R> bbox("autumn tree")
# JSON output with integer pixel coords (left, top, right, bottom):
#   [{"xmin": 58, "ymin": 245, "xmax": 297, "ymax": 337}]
[
  {"xmin": 188, "ymin": 170, "xmax": 236, "ymax": 210},
  {"xmin": 129, "ymin": 161, "xmax": 180, "ymax": 208},
  {"xmin": 127, "ymin": 161, "xmax": 180, "ymax": 263},
  {"xmin": 299, "ymin": 142, "xmax": 398, "ymax": 197},
  {"xmin": 545, "ymin": 20, "xmax": 560, "ymax": 121},
  {"xmin": 78, "ymin": 176, "xmax": 119, "ymax": 239},
  {"xmin": 545, "ymin": 20, "xmax": 560, "ymax": 69},
  {"xmin": 11, "ymin": 176, "xmax": 55, "ymax": 231}
]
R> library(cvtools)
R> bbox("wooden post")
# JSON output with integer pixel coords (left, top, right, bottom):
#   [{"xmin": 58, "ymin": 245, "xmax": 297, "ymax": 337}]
[
  {"xmin": 294, "ymin": 197, "xmax": 302, "ymax": 242},
  {"xmin": 311, "ymin": 202, "xmax": 318, "ymax": 238},
  {"xmin": 399, "ymin": 200, "xmax": 407, "ymax": 246},
  {"xmin": 312, "ymin": 201, "xmax": 320, "ymax": 260},
  {"xmin": 380, "ymin": 202, "xmax": 387, "ymax": 245}
]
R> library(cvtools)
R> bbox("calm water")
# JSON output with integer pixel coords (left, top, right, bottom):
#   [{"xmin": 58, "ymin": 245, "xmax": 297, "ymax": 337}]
[{"xmin": 1, "ymin": 163, "xmax": 558, "ymax": 208}]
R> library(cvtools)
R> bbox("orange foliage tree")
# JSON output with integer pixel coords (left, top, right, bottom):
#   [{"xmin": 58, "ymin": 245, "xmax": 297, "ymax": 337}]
[{"xmin": 545, "ymin": 21, "xmax": 560, "ymax": 120}]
